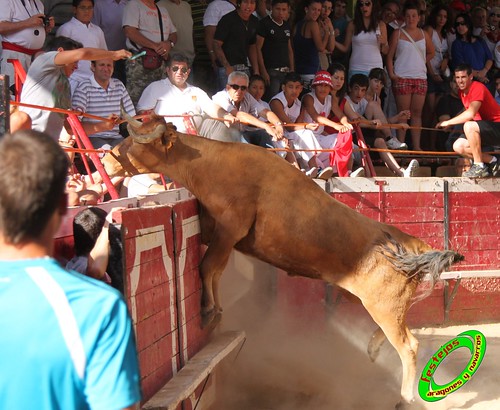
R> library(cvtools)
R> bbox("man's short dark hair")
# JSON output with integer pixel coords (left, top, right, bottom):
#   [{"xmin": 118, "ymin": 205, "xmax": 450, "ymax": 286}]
[
  {"xmin": 272, "ymin": 0, "xmax": 290, "ymax": 6},
  {"xmin": 349, "ymin": 73, "xmax": 369, "ymax": 88},
  {"xmin": 167, "ymin": 53, "xmax": 191, "ymax": 68},
  {"xmin": 454, "ymin": 64, "xmax": 472, "ymax": 75},
  {"xmin": 73, "ymin": 207, "xmax": 108, "ymax": 256},
  {"xmin": 0, "ymin": 130, "xmax": 69, "ymax": 244},
  {"xmin": 45, "ymin": 36, "xmax": 83, "ymax": 52},
  {"xmin": 282, "ymin": 72, "xmax": 303, "ymax": 85}
]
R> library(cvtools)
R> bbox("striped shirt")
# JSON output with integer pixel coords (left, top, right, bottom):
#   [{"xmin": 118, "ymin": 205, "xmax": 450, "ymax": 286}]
[{"xmin": 72, "ymin": 76, "xmax": 136, "ymax": 139}]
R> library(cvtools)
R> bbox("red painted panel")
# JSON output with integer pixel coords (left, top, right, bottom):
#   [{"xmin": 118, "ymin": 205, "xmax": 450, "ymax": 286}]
[
  {"xmin": 135, "ymin": 308, "xmax": 176, "ymax": 353},
  {"xmin": 448, "ymin": 191, "xmax": 500, "ymax": 207},
  {"xmin": 120, "ymin": 205, "xmax": 173, "ymax": 240},
  {"xmin": 383, "ymin": 206, "xmax": 444, "ymax": 224},
  {"xmin": 384, "ymin": 192, "xmax": 444, "ymax": 208}
]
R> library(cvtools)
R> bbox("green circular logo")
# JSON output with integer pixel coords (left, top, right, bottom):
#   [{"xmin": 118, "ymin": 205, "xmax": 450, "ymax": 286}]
[{"xmin": 418, "ymin": 330, "xmax": 486, "ymax": 402}]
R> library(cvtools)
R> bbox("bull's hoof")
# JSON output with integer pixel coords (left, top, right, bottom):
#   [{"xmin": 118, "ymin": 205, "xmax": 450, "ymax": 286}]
[{"xmin": 201, "ymin": 309, "xmax": 222, "ymax": 330}]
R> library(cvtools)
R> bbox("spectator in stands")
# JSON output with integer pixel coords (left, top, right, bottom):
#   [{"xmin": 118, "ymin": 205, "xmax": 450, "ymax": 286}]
[
  {"xmin": 301, "ymin": 70, "xmax": 351, "ymax": 178},
  {"xmin": 343, "ymin": 73, "xmax": 419, "ymax": 177},
  {"xmin": 292, "ymin": 0, "xmax": 332, "ymax": 91},
  {"xmin": 424, "ymin": 4, "xmax": 452, "ymax": 151},
  {"xmin": 386, "ymin": 1, "xmax": 435, "ymax": 151},
  {"xmin": 495, "ymin": 70, "xmax": 500, "ymax": 103},
  {"xmin": 437, "ymin": 64, "xmax": 500, "ymax": 178},
  {"xmin": 450, "ymin": 13, "xmax": 493, "ymax": 84},
  {"xmin": 159, "ymin": 0, "xmax": 195, "ymax": 67},
  {"xmin": 335, "ymin": 0, "xmax": 388, "ymax": 80},
  {"xmin": 137, "ymin": 53, "xmax": 237, "ymax": 140},
  {"xmin": 256, "ymin": 0, "xmax": 294, "ymax": 101},
  {"xmin": 381, "ymin": 1, "xmax": 401, "ymax": 40},
  {"xmin": 72, "ymin": 58, "xmax": 135, "ymax": 149},
  {"xmin": 66, "ymin": 206, "xmax": 118, "ymax": 284},
  {"xmin": 331, "ymin": 0, "xmax": 351, "ymax": 68},
  {"xmin": 20, "ymin": 36, "xmax": 131, "ymax": 141},
  {"xmin": 0, "ymin": 0, "xmax": 55, "ymax": 92},
  {"xmin": 213, "ymin": 0, "xmax": 259, "ymax": 90},
  {"xmin": 212, "ymin": 70, "xmax": 284, "ymax": 147},
  {"xmin": 203, "ymin": 0, "xmax": 236, "ymax": 91},
  {"xmin": 92, "ymin": 0, "xmax": 128, "ymax": 84},
  {"xmin": 123, "ymin": 0, "xmax": 177, "ymax": 105},
  {"xmin": 471, "ymin": 6, "xmax": 488, "ymax": 36},
  {"xmin": 480, "ymin": 6, "xmax": 500, "ymax": 54},
  {"xmin": 435, "ymin": 74, "xmax": 464, "ymax": 152},
  {"xmin": 56, "ymin": 0, "xmax": 108, "ymax": 93},
  {"xmin": 0, "ymin": 130, "xmax": 141, "ymax": 410},
  {"xmin": 269, "ymin": 71, "xmax": 324, "ymax": 174},
  {"xmin": 318, "ymin": 0, "xmax": 335, "ymax": 70}
]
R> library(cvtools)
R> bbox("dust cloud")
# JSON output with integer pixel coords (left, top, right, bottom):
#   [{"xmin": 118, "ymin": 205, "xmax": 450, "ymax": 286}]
[{"xmin": 209, "ymin": 252, "xmax": 500, "ymax": 410}]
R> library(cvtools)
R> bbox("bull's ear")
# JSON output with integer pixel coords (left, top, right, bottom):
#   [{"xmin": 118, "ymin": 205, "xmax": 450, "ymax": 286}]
[{"xmin": 162, "ymin": 123, "xmax": 178, "ymax": 149}]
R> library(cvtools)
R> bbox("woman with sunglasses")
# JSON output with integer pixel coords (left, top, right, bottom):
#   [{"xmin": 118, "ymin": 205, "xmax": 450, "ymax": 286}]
[
  {"xmin": 450, "ymin": 13, "xmax": 493, "ymax": 84},
  {"xmin": 292, "ymin": 0, "xmax": 334, "ymax": 90},
  {"xmin": 56, "ymin": 0, "xmax": 107, "ymax": 93},
  {"xmin": 386, "ymin": 1, "xmax": 434, "ymax": 151},
  {"xmin": 335, "ymin": 0, "xmax": 388, "ymax": 80}
]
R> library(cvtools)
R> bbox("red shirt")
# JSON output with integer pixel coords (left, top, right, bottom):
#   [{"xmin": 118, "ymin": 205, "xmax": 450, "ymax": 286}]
[{"xmin": 460, "ymin": 81, "xmax": 500, "ymax": 122}]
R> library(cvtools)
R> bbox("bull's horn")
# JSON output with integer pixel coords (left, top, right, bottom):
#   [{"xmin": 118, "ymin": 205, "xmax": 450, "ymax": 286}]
[
  {"xmin": 120, "ymin": 101, "xmax": 142, "ymax": 128},
  {"xmin": 129, "ymin": 123, "xmax": 167, "ymax": 143}
]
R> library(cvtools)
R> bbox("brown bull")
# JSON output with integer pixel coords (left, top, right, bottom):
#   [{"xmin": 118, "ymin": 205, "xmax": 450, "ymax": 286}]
[{"xmin": 102, "ymin": 115, "xmax": 463, "ymax": 408}]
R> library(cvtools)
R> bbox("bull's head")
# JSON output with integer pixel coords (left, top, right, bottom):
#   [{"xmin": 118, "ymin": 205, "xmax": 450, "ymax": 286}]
[
  {"xmin": 102, "ymin": 106, "xmax": 179, "ymax": 178},
  {"xmin": 121, "ymin": 105, "xmax": 177, "ymax": 149}
]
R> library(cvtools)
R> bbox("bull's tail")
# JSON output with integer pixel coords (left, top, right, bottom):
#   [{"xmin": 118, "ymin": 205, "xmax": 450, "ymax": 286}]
[{"xmin": 378, "ymin": 232, "xmax": 464, "ymax": 304}]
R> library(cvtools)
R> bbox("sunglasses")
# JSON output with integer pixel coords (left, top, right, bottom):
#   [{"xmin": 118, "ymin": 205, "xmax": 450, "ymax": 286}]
[
  {"xmin": 455, "ymin": 21, "xmax": 467, "ymax": 27},
  {"xmin": 171, "ymin": 65, "xmax": 189, "ymax": 73},
  {"xmin": 491, "ymin": 13, "xmax": 500, "ymax": 18},
  {"xmin": 359, "ymin": 1, "xmax": 371, "ymax": 7},
  {"xmin": 229, "ymin": 84, "xmax": 248, "ymax": 91}
]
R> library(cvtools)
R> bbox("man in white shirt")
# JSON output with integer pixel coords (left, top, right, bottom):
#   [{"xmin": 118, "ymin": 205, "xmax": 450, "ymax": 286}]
[
  {"xmin": 137, "ymin": 53, "xmax": 237, "ymax": 141},
  {"xmin": 212, "ymin": 70, "xmax": 284, "ymax": 147}
]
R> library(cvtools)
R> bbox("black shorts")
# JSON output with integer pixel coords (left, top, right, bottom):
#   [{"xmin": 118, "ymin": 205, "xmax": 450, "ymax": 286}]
[{"xmin": 476, "ymin": 120, "xmax": 500, "ymax": 146}]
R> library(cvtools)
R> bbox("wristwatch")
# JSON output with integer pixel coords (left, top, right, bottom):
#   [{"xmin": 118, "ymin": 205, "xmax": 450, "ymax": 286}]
[{"xmin": 169, "ymin": 40, "xmax": 175, "ymax": 48}]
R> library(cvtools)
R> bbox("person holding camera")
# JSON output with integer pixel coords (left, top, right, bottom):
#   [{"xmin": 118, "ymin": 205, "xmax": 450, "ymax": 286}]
[{"xmin": 0, "ymin": 0, "xmax": 55, "ymax": 92}]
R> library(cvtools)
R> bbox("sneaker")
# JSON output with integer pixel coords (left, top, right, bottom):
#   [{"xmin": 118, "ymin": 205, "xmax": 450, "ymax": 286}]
[
  {"xmin": 402, "ymin": 159, "xmax": 419, "ymax": 177},
  {"xmin": 350, "ymin": 167, "xmax": 366, "ymax": 177},
  {"xmin": 463, "ymin": 163, "xmax": 491, "ymax": 178},
  {"xmin": 317, "ymin": 167, "xmax": 334, "ymax": 180},
  {"xmin": 304, "ymin": 167, "xmax": 318, "ymax": 178},
  {"xmin": 386, "ymin": 137, "xmax": 408, "ymax": 150},
  {"xmin": 488, "ymin": 160, "xmax": 500, "ymax": 177}
]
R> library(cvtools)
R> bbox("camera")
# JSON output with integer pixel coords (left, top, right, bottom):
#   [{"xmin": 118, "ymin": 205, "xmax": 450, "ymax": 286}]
[{"xmin": 42, "ymin": 15, "xmax": 51, "ymax": 27}]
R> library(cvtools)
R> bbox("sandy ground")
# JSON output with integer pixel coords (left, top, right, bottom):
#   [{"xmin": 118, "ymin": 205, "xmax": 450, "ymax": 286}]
[{"xmin": 211, "ymin": 255, "xmax": 500, "ymax": 410}]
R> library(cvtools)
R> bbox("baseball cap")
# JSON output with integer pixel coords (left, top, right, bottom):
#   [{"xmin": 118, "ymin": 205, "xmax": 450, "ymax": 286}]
[{"xmin": 312, "ymin": 71, "xmax": 333, "ymax": 88}]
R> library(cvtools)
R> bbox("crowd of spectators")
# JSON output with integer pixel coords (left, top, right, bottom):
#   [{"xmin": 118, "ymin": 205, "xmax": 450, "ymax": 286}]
[{"xmin": 1, "ymin": 0, "xmax": 500, "ymax": 197}]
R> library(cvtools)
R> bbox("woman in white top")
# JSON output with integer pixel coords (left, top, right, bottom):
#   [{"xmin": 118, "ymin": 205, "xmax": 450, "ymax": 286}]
[
  {"xmin": 386, "ymin": 1, "xmax": 434, "ymax": 151},
  {"xmin": 56, "ymin": 0, "xmax": 107, "ymax": 93},
  {"xmin": 336, "ymin": 0, "xmax": 388, "ymax": 79}
]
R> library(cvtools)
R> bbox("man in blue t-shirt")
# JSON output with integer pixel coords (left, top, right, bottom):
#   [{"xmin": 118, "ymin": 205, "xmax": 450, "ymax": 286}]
[{"xmin": 0, "ymin": 130, "xmax": 141, "ymax": 410}]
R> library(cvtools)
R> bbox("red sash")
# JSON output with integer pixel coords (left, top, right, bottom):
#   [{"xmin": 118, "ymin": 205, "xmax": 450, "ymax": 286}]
[{"xmin": 2, "ymin": 41, "xmax": 42, "ymax": 56}]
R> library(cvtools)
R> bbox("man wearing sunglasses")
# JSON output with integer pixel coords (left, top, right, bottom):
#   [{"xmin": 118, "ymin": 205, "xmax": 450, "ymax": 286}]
[
  {"xmin": 212, "ymin": 71, "xmax": 285, "ymax": 147},
  {"xmin": 137, "ymin": 53, "xmax": 237, "ymax": 141}
]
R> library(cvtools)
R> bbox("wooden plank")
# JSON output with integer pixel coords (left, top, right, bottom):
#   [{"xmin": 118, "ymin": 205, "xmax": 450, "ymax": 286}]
[
  {"xmin": 441, "ymin": 270, "xmax": 500, "ymax": 280},
  {"xmin": 142, "ymin": 331, "xmax": 246, "ymax": 410}
]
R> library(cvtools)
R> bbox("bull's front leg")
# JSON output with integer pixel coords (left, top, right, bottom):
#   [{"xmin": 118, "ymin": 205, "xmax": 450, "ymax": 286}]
[{"xmin": 199, "ymin": 240, "xmax": 234, "ymax": 328}]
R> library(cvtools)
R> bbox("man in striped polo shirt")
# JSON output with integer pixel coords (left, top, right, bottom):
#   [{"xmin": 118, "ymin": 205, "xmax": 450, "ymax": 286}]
[{"xmin": 72, "ymin": 58, "xmax": 136, "ymax": 149}]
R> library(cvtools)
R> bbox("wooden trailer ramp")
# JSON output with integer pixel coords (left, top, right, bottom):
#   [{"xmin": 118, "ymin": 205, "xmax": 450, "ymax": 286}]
[{"xmin": 142, "ymin": 330, "xmax": 245, "ymax": 410}]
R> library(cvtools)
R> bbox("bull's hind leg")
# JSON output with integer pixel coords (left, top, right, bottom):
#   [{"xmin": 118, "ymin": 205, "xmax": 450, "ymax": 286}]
[{"xmin": 363, "ymin": 302, "xmax": 418, "ymax": 408}]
